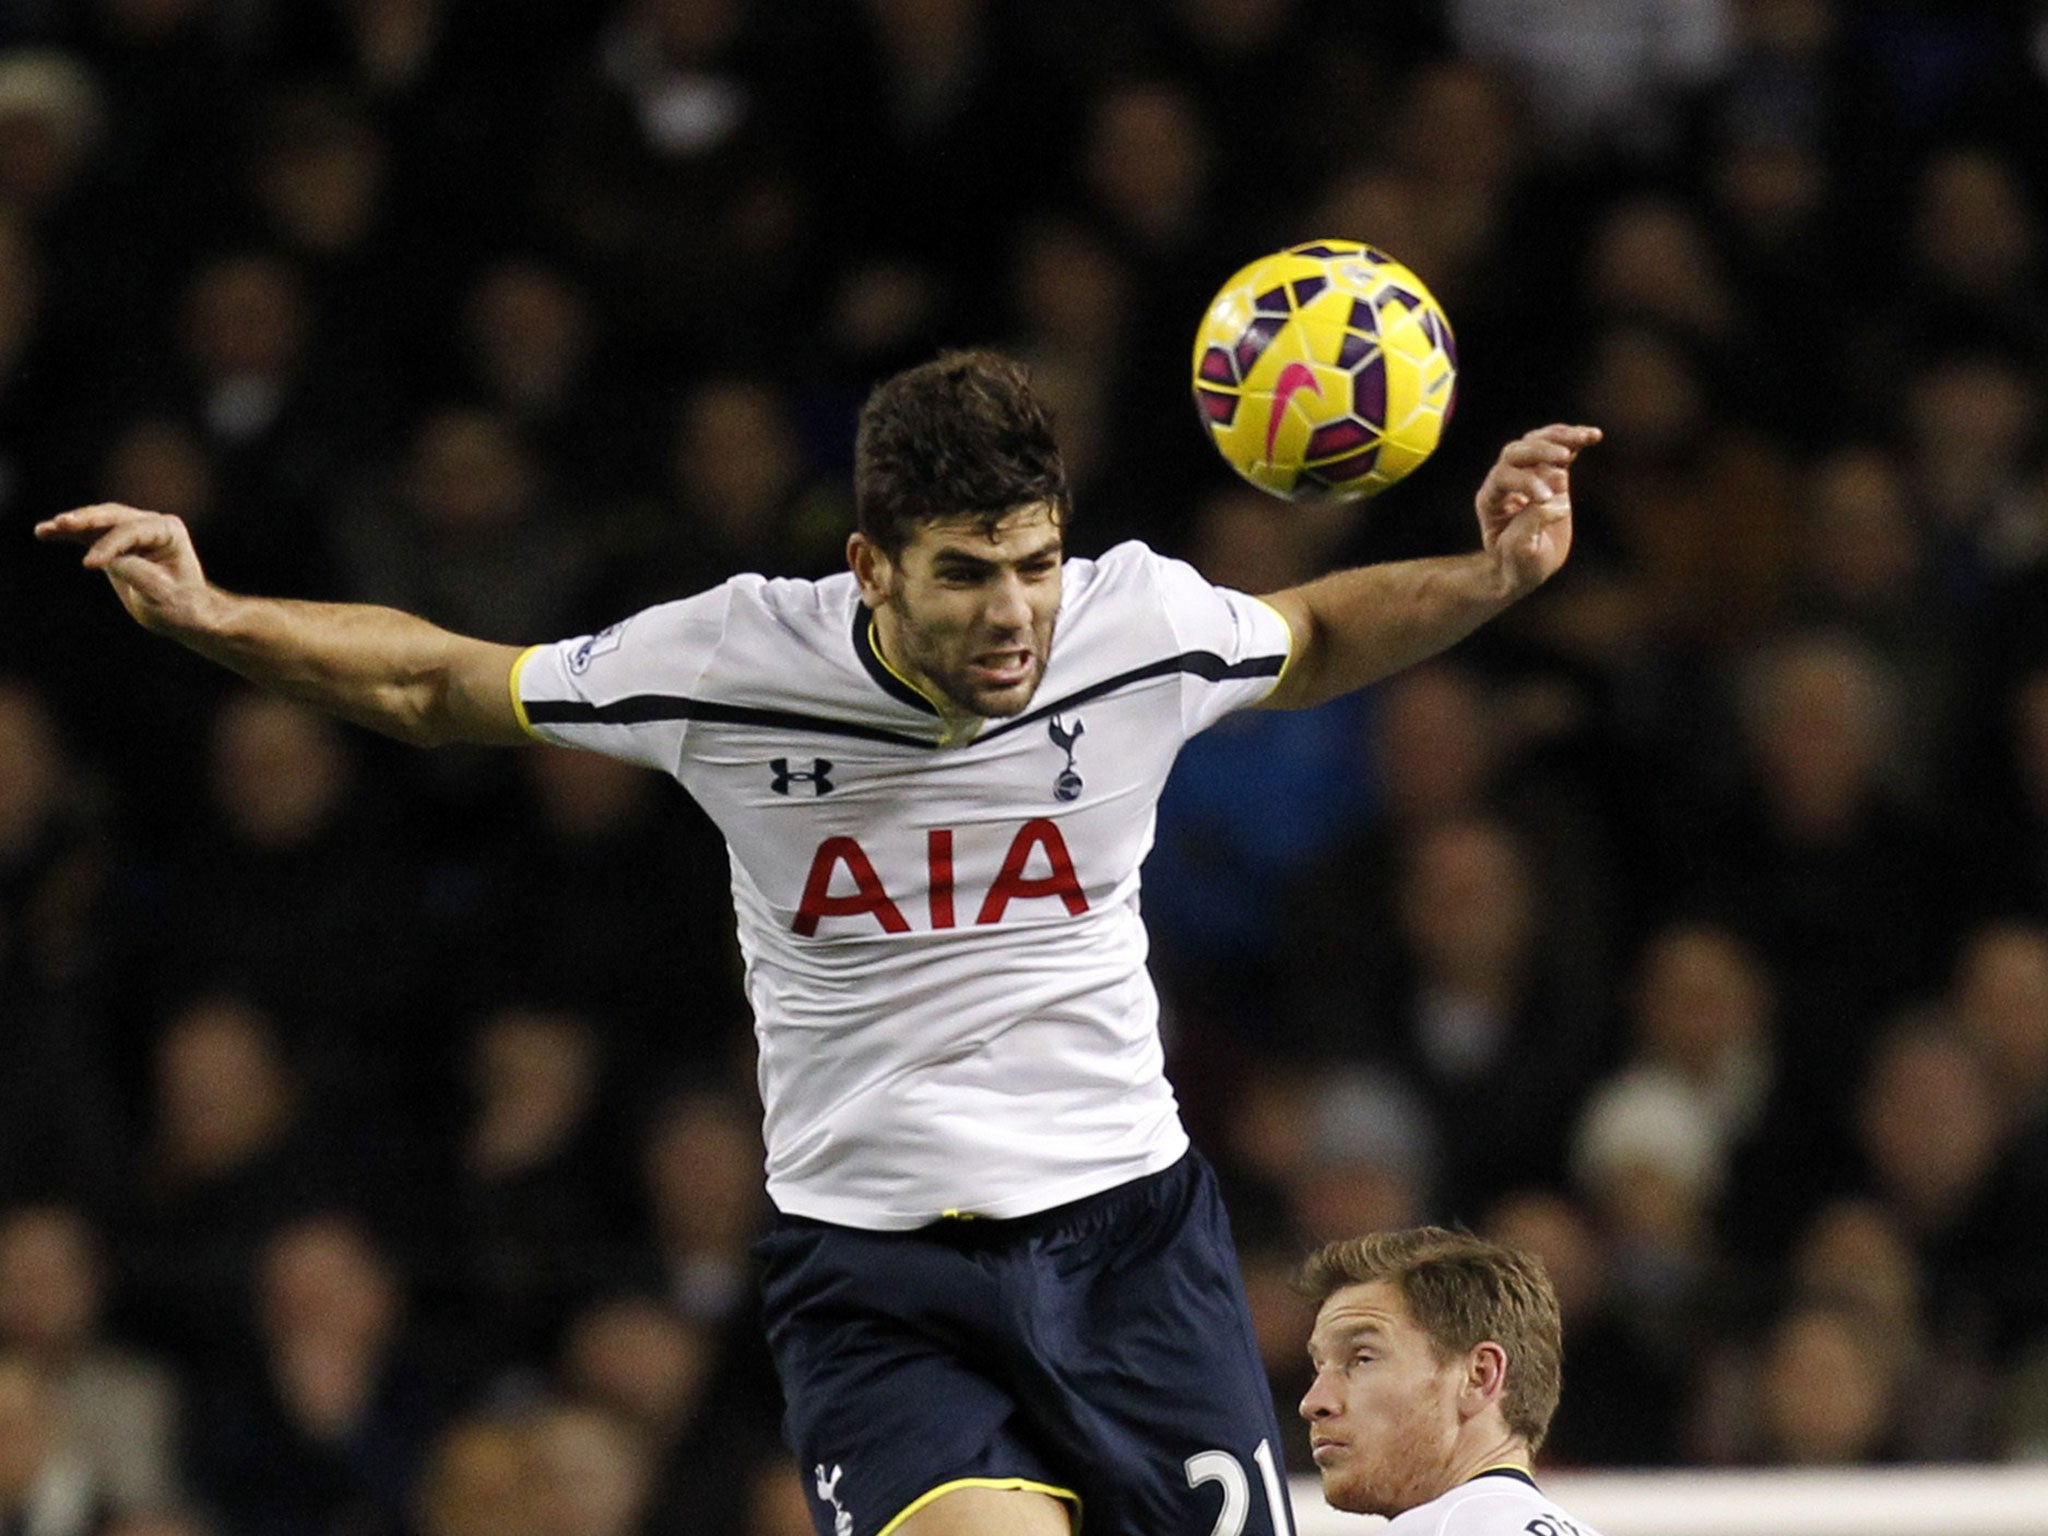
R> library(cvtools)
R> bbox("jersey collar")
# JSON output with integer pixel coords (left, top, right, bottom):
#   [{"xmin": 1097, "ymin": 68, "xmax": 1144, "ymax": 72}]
[
  {"xmin": 851, "ymin": 601, "xmax": 940, "ymax": 715},
  {"xmin": 1468, "ymin": 1466, "xmax": 1538, "ymax": 1490},
  {"xmin": 851, "ymin": 602, "xmax": 987, "ymax": 746}
]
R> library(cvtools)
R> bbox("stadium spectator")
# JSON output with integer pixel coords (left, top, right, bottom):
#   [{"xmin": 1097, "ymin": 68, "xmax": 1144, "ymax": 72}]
[
  {"xmin": 1316, "ymin": 813, "xmax": 1610, "ymax": 1216},
  {"xmin": 0, "ymin": 1350, "xmax": 112, "ymax": 1536},
  {"xmin": 117, "ymin": 991, "xmax": 332, "ymax": 1362},
  {"xmin": 332, "ymin": 404, "xmax": 590, "ymax": 647},
  {"xmin": 1747, "ymin": 1299, "xmax": 1899, "ymax": 1464},
  {"xmin": 1851, "ymin": 1017, "xmax": 2020, "ymax": 1347},
  {"xmin": 558, "ymin": 1293, "xmax": 766, "ymax": 1532},
  {"xmin": 0, "ymin": 1204, "xmax": 184, "ymax": 1513},
  {"xmin": 410, "ymin": 1412, "xmax": 537, "ymax": 1536},
  {"xmin": 1282, "ymin": 1068, "xmax": 1439, "ymax": 1246},
  {"xmin": 1446, "ymin": 0, "xmax": 1732, "ymax": 165},
  {"xmin": 134, "ymin": 688, "xmax": 430, "ymax": 1097},
  {"xmin": 183, "ymin": 1213, "xmax": 455, "ymax": 1536},
  {"xmin": 1575, "ymin": 921, "xmax": 1787, "ymax": 1266},
  {"xmin": 1484, "ymin": 1189, "xmax": 1687, "ymax": 1467},
  {"xmin": 164, "ymin": 250, "xmax": 364, "ymax": 588},
  {"xmin": 1791, "ymin": 1197, "xmax": 2001, "ymax": 1461},
  {"xmin": 1694, "ymin": 630, "xmax": 1959, "ymax": 1203},
  {"xmin": 634, "ymin": 1088, "xmax": 766, "ymax": 1338},
  {"xmin": 431, "ymin": 1003, "xmax": 631, "ymax": 1369},
  {"xmin": 523, "ymin": 1402, "xmax": 651, "ymax": 1536}
]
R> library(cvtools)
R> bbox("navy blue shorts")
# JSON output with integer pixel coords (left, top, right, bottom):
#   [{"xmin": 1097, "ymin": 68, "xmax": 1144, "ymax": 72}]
[{"xmin": 756, "ymin": 1151, "xmax": 1295, "ymax": 1536}]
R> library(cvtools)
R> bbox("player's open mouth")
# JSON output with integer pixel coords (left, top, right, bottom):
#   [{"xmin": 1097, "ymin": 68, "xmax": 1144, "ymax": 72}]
[{"xmin": 970, "ymin": 652, "xmax": 1033, "ymax": 685}]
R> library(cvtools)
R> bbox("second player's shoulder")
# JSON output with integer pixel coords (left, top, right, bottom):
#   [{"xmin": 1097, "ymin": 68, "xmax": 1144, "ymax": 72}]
[{"xmin": 1389, "ymin": 1474, "xmax": 1603, "ymax": 1536}]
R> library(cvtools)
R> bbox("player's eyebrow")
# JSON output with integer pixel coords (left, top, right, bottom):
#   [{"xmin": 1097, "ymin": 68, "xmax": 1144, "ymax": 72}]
[
  {"xmin": 1308, "ymin": 1319, "xmax": 1390, "ymax": 1364},
  {"xmin": 929, "ymin": 535, "xmax": 1063, "ymax": 573}
]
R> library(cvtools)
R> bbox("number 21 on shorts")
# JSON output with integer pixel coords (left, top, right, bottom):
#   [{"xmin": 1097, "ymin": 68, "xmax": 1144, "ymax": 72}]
[{"xmin": 1186, "ymin": 1439, "xmax": 1294, "ymax": 1535}]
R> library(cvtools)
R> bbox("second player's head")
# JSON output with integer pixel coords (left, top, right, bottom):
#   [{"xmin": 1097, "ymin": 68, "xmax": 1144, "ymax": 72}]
[
  {"xmin": 850, "ymin": 351, "xmax": 1071, "ymax": 721},
  {"xmin": 1297, "ymin": 1226, "xmax": 1561, "ymax": 1519}
]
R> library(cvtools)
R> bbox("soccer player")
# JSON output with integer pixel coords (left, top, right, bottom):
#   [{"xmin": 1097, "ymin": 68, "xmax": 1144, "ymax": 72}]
[
  {"xmin": 38, "ymin": 351, "xmax": 1598, "ymax": 1536},
  {"xmin": 1299, "ymin": 1227, "xmax": 1606, "ymax": 1535}
]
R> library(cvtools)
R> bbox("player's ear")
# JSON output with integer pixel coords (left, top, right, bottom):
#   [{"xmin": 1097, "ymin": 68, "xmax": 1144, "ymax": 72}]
[
  {"xmin": 1460, "ymin": 1342, "xmax": 1510, "ymax": 1418},
  {"xmin": 848, "ymin": 533, "xmax": 893, "ymax": 608}
]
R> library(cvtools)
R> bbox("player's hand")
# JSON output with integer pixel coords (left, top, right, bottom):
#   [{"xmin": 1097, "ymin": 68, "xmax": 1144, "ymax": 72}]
[
  {"xmin": 1476, "ymin": 425, "xmax": 1600, "ymax": 596},
  {"xmin": 34, "ymin": 503, "xmax": 221, "ymax": 635}
]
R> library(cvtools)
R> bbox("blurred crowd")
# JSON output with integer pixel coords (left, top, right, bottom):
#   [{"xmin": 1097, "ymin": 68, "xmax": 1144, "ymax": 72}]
[{"xmin": 3, "ymin": 0, "xmax": 2048, "ymax": 1533}]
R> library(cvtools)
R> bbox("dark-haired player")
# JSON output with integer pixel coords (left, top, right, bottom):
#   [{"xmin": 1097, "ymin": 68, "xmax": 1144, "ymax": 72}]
[{"xmin": 39, "ymin": 350, "xmax": 1597, "ymax": 1536}]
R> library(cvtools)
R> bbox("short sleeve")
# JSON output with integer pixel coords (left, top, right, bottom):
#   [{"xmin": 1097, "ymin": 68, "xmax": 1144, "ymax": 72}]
[
  {"xmin": 1140, "ymin": 548, "xmax": 1296, "ymax": 737},
  {"xmin": 513, "ymin": 587, "xmax": 733, "ymax": 773}
]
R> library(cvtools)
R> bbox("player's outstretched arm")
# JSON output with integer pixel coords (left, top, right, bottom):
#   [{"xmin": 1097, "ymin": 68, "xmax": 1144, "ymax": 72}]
[
  {"xmin": 35, "ymin": 503, "xmax": 531, "ymax": 747},
  {"xmin": 1257, "ymin": 424, "xmax": 1599, "ymax": 711}
]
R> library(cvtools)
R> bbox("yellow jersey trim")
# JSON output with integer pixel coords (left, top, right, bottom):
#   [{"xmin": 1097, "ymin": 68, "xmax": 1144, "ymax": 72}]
[
  {"xmin": 869, "ymin": 616, "xmax": 983, "ymax": 745},
  {"xmin": 1250, "ymin": 594, "xmax": 1300, "ymax": 701},
  {"xmin": 507, "ymin": 645, "xmax": 544, "ymax": 740},
  {"xmin": 877, "ymin": 1478, "xmax": 1082, "ymax": 1536},
  {"xmin": 867, "ymin": 617, "xmax": 939, "ymax": 707}
]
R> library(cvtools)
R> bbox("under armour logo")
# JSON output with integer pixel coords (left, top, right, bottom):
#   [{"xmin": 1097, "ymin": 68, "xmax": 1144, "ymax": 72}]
[
  {"xmin": 771, "ymin": 758, "xmax": 835, "ymax": 795},
  {"xmin": 1048, "ymin": 715, "xmax": 1084, "ymax": 802}
]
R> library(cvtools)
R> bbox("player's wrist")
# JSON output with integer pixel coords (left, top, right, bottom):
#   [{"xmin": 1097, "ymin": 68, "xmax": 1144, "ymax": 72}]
[{"xmin": 1476, "ymin": 544, "xmax": 1527, "ymax": 605}]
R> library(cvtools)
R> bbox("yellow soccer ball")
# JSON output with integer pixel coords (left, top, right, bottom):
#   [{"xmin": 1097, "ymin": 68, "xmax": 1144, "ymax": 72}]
[{"xmin": 1191, "ymin": 239, "xmax": 1458, "ymax": 501}]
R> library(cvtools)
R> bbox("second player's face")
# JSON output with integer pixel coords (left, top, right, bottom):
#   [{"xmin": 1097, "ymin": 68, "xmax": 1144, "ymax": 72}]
[
  {"xmin": 1300, "ymin": 1281, "xmax": 1467, "ymax": 1519},
  {"xmin": 864, "ymin": 502, "xmax": 1064, "ymax": 719}
]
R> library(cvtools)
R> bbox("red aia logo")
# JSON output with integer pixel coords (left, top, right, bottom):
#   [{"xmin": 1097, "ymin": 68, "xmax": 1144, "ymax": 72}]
[{"xmin": 793, "ymin": 819, "xmax": 1088, "ymax": 935}]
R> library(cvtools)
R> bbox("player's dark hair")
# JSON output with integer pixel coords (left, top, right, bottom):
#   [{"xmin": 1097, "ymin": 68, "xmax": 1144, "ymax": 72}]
[
  {"xmin": 1299, "ymin": 1226, "xmax": 1564, "ymax": 1453},
  {"xmin": 854, "ymin": 349, "xmax": 1070, "ymax": 556}
]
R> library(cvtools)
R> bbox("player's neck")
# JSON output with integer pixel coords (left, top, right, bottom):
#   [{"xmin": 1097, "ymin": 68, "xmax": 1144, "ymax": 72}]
[
  {"xmin": 867, "ymin": 611, "xmax": 983, "ymax": 742},
  {"xmin": 1445, "ymin": 1430, "xmax": 1533, "ymax": 1495}
]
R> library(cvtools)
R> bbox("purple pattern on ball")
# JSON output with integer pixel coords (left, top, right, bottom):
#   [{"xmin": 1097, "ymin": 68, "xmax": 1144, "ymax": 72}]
[
  {"xmin": 1320, "ymin": 445, "xmax": 1382, "ymax": 482},
  {"xmin": 1308, "ymin": 419, "xmax": 1375, "ymax": 457},
  {"xmin": 1353, "ymin": 354, "xmax": 1387, "ymax": 424},
  {"xmin": 1235, "ymin": 315, "xmax": 1283, "ymax": 374}
]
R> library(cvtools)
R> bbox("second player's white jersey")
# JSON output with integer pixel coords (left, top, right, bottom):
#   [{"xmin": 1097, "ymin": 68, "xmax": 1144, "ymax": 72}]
[
  {"xmin": 1385, "ymin": 1469, "xmax": 1605, "ymax": 1536},
  {"xmin": 513, "ymin": 540, "xmax": 1293, "ymax": 1229}
]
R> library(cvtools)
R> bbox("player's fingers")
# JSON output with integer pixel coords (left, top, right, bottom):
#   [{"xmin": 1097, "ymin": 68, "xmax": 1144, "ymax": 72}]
[
  {"xmin": 1534, "ymin": 424, "xmax": 1602, "ymax": 460},
  {"xmin": 1497, "ymin": 440, "xmax": 1572, "ymax": 475},
  {"xmin": 33, "ymin": 504, "xmax": 155, "ymax": 543},
  {"xmin": 1486, "ymin": 466, "xmax": 1553, "ymax": 505},
  {"xmin": 1502, "ymin": 428, "xmax": 1596, "ymax": 468},
  {"xmin": 79, "ymin": 516, "xmax": 177, "ymax": 570}
]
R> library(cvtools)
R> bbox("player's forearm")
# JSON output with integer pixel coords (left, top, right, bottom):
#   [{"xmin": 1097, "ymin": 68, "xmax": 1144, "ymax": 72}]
[
  {"xmin": 166, "ymin": 590, "xmax": 525, "ymax": 746},
  {"xmin": 1263, "ymin": 549, "xmax": 1517, "ymax": 709}
]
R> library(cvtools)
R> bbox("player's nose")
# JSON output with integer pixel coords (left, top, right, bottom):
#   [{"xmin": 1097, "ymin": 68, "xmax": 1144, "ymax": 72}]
[
  {"xmin": 985, "ymin": 572, "xmax": 1033, "ymax": 631},
  {"xmin": 1299, "ymin": 1371, "xmax": 1338, "ymax": 1420}
]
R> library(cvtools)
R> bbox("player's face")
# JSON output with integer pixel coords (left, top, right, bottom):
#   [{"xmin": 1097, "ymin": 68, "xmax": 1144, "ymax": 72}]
[
  {"xmin": 855, "ymin": 502, "xmax": 1064, "ymax": 719},
  {"xmin": 1300, "ymin": 1281, "xmax": 1467, "ymax": 1519}
]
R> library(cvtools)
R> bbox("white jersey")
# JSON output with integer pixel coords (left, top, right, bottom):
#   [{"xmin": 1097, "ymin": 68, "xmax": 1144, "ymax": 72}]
[
  {"xmin": 1386, "ymin": 1469, "xmax": 1604, "ymax": 1536},
  {"xmin": 512, "ymin": 540, "xmax": 1293, "ymax": 1229}
]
